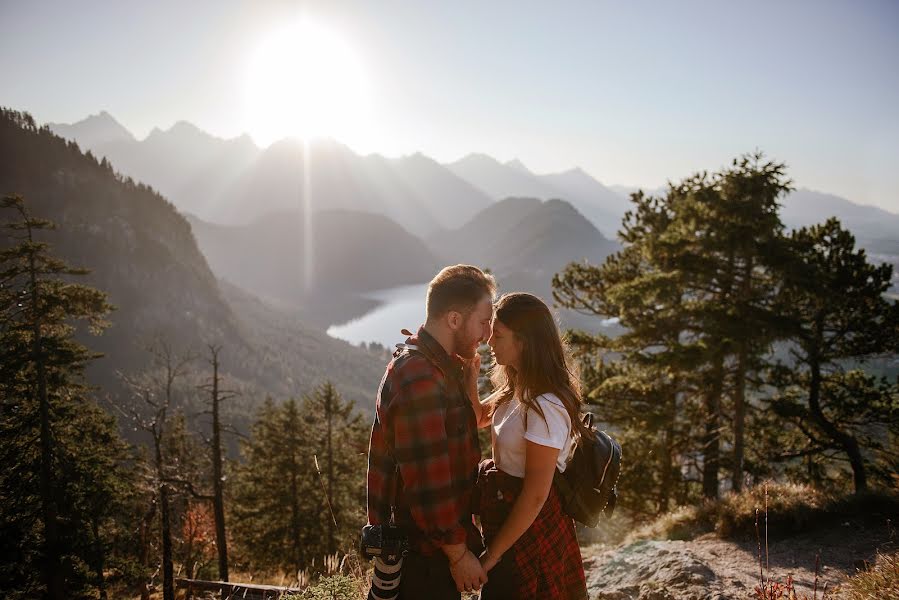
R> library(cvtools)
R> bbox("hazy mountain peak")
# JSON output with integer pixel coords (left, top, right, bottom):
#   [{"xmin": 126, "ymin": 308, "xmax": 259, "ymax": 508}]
[
  {"xmin": 168, "ymin": 120, "xmax": 205, "ymax": 135},
  {"xmin": 405, "ymin": 151, "xmax": 434, "ymax": 163},
  {"xmin": 505, "ymin": 158, "xmax": 532, "ymax": 175},
  {"xmin": 88, "ymin": 110, "xmax": 124, "ymax": 127},
  {"xmin": 452, "ymin": 152, "xmax": 503, "ymax": 167},
  {"xmin": 48, "ymin": 110, "xmax": 135, "ymax": 149},
  {"xmin": 145, "ymin": 120, "xmax": 213, "ymax": 143},
  {"xmin": 554, "ymin": 166, "xmax": 588, "ymax": 178}
]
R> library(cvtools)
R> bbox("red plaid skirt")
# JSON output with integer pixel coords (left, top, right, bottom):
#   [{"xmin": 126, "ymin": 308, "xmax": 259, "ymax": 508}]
[{"xmin": 473, "ymin": 459, "xmax": 587, "ymax": 599}]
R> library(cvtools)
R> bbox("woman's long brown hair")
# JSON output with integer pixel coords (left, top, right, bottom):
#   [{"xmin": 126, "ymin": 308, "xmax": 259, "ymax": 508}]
[{"xmin": 488, "ymin": 292, "xmax": 588, "ymax": 441}]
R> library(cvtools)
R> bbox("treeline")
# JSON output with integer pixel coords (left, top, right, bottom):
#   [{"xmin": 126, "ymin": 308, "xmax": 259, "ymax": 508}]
[
  {"xmin": 553, "ymin": 153, "xmax": 899, "ymax": 517},
  {"xmin": 1, "ymin": 195, "xmax": 369, "ymax": 598}
]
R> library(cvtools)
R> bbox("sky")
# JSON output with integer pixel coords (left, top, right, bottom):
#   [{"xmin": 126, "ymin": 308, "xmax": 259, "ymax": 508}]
[{"xmin": 2, "ymin": 0, "xmax": 898, "ymax": 211}]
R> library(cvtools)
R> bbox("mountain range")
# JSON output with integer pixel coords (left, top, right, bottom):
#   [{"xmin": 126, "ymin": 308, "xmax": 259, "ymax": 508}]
[
  {"xmin": 49, "ymin": 111, "xmax": 899, "ymax": 249},
  {"xmin": 6, "ymin": 107, "xmax": 898, "ymax": 424}
]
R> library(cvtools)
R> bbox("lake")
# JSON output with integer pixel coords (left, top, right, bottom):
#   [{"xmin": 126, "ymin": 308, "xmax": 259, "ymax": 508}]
[
  {"xmin": 326, "ymin": 282, "xmax": 622, "ymax": 348},
  {"xmin": 327, "ymin": 283, "xmax": 430, "ymax": 347}
]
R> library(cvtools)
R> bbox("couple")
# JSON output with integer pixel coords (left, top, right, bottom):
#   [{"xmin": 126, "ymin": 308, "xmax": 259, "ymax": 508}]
[{"xmin": 366, "ymin": 265, "xmax": 588, "ymax": 599}]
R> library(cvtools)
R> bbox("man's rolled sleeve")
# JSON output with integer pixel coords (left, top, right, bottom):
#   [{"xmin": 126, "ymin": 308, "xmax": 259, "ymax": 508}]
[{"xmin": 392, "ymin": 375, "xmax": 467, "ymax": 547}]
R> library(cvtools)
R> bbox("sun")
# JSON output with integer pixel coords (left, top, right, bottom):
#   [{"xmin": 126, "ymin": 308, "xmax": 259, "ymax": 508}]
[{"xmin": 244, "ymin": 21, "xmax": 371, "ymax": 146}]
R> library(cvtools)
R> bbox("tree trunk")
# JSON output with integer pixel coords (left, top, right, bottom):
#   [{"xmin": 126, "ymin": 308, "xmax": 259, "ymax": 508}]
[
  {"xmin": 731, "ymin": 342, "xmax": 748, "ymax": 492},
  {"xmin": 731, "ymin": 255, "xmax": 753, "ymax": 493},
  {"xmin": 702, "ymin": 354, "xmax": 725, "ymax": 499},
  {"xmin": 91, "ymin": 517, "xmax": 108, "ymax": 600},
  {"xmin": 289, "ymin": 447, "xmax": 302, "ymax": 573},
  {"xmin": 659, "ymin": 385, "xmax": 677, "ymax": 513},
  {"xmin": 139, "ymin": 500, "xmax": 156, "ymax": 600},
  {"xmin": 160, "ymin": 484, "xmax": 175, "ymax": 600},
  {"xmin": 210, "ymin": 350, "xmax": 229, "ymax": 589},
  {"xmin": 326, "ymin": 389, "xmax": 335, "ymax": 554},
  {"xmin": 30, "ymin": 250, "xmax": 64, "ymax": 600},
  {"xmin": 806, "ymin": 323, "xmax": 868, "ymax": 493},
  {"xmin": 155, "ymin": 435, "xmax": 175, "ymax": 600}
]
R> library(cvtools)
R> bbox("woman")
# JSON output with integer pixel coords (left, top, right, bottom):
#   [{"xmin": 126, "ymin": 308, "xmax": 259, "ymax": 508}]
[{"xmin": 466, "ymin": 292, "xmax": 588, "ymax": 599}]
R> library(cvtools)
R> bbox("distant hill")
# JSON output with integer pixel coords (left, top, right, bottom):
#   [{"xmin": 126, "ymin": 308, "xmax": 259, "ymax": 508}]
[
  {"xmin": 447, "ymin": 154, "xmax": 561, "ymax": 203},
  {"xmin": 446, "ymin": 154, "xmax": 626, "ymax": 237},
  {"xmin": 538, "ymin": 167, "xmax": 630, "ymax": 233},
  {"xmin": 780, "ymin": 188, "xmax": 899, "ymax": 243},
  {"xmin": 1, "ymin": 108, "xmax": 383, "ymax": 418},
  {"xmin": 187, "ymin": 208, "xmax": 441, "ymax": 310},
  {"xmin": 429, "ymin": 197, "xmax": 619, "ymax": 309}
]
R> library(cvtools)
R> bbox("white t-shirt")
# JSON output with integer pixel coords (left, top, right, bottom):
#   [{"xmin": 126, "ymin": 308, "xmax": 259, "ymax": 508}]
[{"xmin": 491, "ymin": 393, "xmax": 573, "ymax": 478}]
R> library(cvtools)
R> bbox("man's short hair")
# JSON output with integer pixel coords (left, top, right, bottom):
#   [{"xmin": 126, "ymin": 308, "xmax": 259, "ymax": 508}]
[{"xmin": 426, "ymin": 265, "xmax": 497, "ymax": 321}]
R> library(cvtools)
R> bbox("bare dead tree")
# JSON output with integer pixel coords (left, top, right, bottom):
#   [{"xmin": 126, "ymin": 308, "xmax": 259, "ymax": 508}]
[
  {"xmin": 196, "ymin": 343, "xmax": 240, "ymax": 592},
  {"xmin": 118, "ymin": 340, "xmax": 195, "ymax": 600}
]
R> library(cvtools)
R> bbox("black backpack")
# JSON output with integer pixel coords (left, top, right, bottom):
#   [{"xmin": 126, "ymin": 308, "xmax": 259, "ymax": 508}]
[{"xmin": 553, "ymin": 413, "xmax": 621, "ymax": 528}]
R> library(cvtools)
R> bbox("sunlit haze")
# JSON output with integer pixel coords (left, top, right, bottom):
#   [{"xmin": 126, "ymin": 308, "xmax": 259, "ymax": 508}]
[
  {"xmin": 244, "ymin": 20, "xmax": 371, "ymax": 146},
  {"xmin": 2, "ymin": 1, "xmax": 898, "ymax": 210}
]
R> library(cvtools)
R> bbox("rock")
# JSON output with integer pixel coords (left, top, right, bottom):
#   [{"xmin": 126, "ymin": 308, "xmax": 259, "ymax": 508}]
[{"xmin": 586, "ymin": 540, "xmax": 727, "ymax": 600}]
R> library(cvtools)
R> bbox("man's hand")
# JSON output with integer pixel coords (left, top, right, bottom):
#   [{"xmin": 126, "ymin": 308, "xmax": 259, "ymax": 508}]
[
  {"xmin": 462, "ymin": 353, "xmax": 481, "ymax": 398},
  {"xmin": 448, "ymin": 549, "xmax": 488, "ymax": 593}
]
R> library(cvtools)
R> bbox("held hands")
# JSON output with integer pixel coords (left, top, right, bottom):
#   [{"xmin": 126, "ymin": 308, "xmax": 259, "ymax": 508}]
[{"xmin": 448, "ymin": 549, "xmax": 488, "ymax": 593}]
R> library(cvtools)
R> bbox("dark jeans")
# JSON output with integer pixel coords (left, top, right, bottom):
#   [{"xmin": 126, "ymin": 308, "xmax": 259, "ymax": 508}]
[{"xmin": 398, "ymin": 552, "xmax": 459, "ymax": 600}]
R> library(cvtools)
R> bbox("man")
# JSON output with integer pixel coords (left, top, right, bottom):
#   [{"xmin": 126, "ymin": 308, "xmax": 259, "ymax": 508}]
[{"xmin": 367, "ymin": 265, "xmax": 496, "ymax": 598}]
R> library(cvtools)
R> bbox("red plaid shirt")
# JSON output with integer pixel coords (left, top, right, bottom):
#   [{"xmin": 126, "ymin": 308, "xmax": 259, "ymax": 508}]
[{"xmin": 366, "ymin": 327, "xmax": 482, "ymax": 555}]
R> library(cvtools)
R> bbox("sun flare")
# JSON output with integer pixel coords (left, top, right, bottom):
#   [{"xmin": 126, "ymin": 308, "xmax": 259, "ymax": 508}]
[{"xmin": 244, "ymin": 21, "xmax": 370, "ymax": 146}]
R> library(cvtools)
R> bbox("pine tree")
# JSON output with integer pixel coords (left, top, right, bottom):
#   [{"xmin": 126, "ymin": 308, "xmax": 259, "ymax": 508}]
[
  {"xmin": 554, "ymin": 191, "xmax": 702, "ymax": 513},
  {"xmin": 554, "ymin": 153, "xmax": 792, "ymax": 503},
  {"xmin": 231, "ymin": 384, "xmax": 368, "ymax": 575},
  {"xmin": 0, "ymin": 194, "xmax": 131, "ymax": 599},
  {"xmin": 770, "ymin": 218, "xmax": 899, "ymax": 493},
  {"xmin": 231, "ymin": 398, "xmax": 311, "ymax": 574},
  {"xmin": 666, "ymin": 155, "xmax": 791, "ymax": 493},
  {"xmin": 302, "ymin": 382, "xmax": 368, "ymax": 555}
]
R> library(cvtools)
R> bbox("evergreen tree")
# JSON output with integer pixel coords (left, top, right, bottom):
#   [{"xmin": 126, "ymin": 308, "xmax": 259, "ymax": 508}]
[
  {"xmin": 231, "ymin": 384, "xmax": 368, "ymax": 575},
  {"xmin": 661, "ymin": 156, "xmax": 790, "ymax": 494},
  {"xmin": 554, "ymin": 192, "xmax": 702, "ymax": 514},
  {"xmin": 231, "ymin": 398, "xmax": 311, "ymax": 574},
  {"xmin": 770, "ymin": 218, "xmax": 899, "ymax": 493},
  {"xmin": 554, "ymin": 153, "xmax": 792, "ymax": 503},
  {"xmin": 0, "ymin": 194, "xmax": 131, "ymax": 599},
  {"xmin": 302, "ymin": 382, "xmax": 368, "ymax": 555}
]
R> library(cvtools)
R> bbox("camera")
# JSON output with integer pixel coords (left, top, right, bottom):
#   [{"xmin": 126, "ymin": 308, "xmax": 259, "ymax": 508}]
[
  {"xmin": 361, "ymin": 524, "xmax": 409, "ymax": 600},
  {"xmin": 360, "ymin": 523, "xmax": 409, "ymax": 562}
]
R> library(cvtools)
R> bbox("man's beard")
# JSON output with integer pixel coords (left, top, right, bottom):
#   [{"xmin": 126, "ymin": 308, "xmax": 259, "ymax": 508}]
[{"xmin": 452, "ymin": 328, "xmax": 479, "ymax": 359}]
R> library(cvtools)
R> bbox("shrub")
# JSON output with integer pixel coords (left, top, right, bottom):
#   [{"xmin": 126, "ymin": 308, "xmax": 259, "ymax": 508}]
[{"xmin": 285, "ymin": 573, "xmax": 365, "ymax": 600}]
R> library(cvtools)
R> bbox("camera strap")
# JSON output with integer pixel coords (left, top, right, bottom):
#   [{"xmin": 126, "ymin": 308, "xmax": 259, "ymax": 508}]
[{"xmin": 389, "ymin": 461, "xmax": 400, "ymax": 525}]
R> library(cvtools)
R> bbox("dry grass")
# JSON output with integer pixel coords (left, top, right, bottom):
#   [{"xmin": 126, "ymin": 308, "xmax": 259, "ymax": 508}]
[
  {"xmin": 627, "ymin": 482, "xmax": 899, "ymax": 543},
  {"xmin": 840, "ymin": 550, "xmax": 899, "ymax": 599}
]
